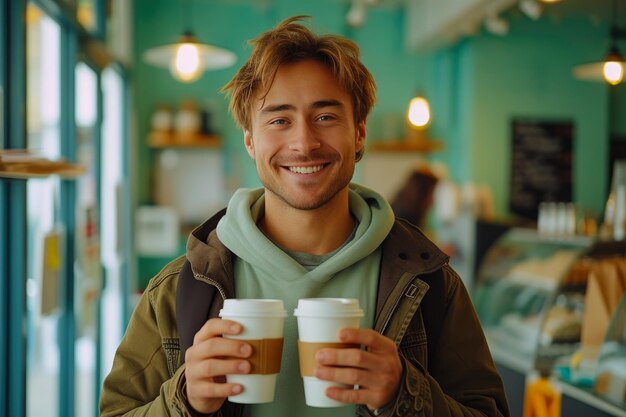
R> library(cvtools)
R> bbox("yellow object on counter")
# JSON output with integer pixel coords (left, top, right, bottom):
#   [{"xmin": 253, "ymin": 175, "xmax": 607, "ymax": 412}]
[{"xmin": 523, "ymin": 376, "xmax": 561, "ymax": 417}]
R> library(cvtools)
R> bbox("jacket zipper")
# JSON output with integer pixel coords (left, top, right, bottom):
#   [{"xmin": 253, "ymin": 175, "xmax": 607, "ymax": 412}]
[
  {"xmin": 193, "ymin": 272, "xmax": 228, "ymax": 301},
  {"xmin": 378, "ymin": 261, "xmax": 449, "ymax": 336}
]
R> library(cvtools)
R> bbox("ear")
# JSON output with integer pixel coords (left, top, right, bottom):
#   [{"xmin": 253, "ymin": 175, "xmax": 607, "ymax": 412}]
[
  {"xmin": 244, "ymin": 130, "xmax": 255, "ymax": 159},
  {"xmin": 355, "ymin": 120, "xmax": 366, "ymax": 153}
]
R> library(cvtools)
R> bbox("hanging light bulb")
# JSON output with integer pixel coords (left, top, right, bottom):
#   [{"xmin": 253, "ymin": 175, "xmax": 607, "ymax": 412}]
[
  {"xmin": 171, "ymin": 41, "xmax": 203, "ymax": 82},
  {"xmin": 407, "ymin": 95, "xmax": 431, "ymax": 129},
  {"xmin": 604, "ymin": 61, "xmax": 625, "ymax": 85},
  {"xmin": 143, "ymin": 31, "xmax": 236, "ymax": 83},
  {"xmin": 573, "ymin": 0, "xmax": 626, "ymax": 85},
  {"xmin": 574, "ymin": 44, "xmax": 626, "ymax": 86},
  {"xmin": 603, "ymin": 46, "xmax": 625, "ymax": 85}
]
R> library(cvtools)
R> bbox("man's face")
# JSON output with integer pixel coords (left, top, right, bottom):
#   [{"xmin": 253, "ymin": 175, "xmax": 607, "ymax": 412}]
[{"xmin": 245, "ymin": 59, "xmax": 365, "ymax": 211}]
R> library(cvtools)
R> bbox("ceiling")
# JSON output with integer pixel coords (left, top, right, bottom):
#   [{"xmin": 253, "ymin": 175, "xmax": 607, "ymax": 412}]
[
  {"xmin": 543, "ymin": 0, "xmax": 615, "ymax": 20},
  {"xmin": 404, "ymin": 0, "xmax": 625, "ymax": 52}
]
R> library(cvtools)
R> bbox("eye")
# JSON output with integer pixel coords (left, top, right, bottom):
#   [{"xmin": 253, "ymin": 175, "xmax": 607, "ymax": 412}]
[
  {"xmin": 269, "ymin": 118, "xmax": 288, "ymax": 125},
  {"xmin": 317, "ymin": 114, "xmax": 335, "ymax": 122}
]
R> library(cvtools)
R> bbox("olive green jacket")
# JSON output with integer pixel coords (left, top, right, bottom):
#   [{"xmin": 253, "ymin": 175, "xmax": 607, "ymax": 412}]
[{"xmin": 100, "ymin": 213, "xmax": 510, "ymax": 417}]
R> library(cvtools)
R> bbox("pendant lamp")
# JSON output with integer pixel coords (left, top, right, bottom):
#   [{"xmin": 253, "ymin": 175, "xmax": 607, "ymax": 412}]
[
  {"xmin": 142, "ymin": 2, "xmax": 236, "ymax": 83},
  {"xmin": 573, "ymin": 0, "xmax": 626, "ymax": 85},
  {"xmin": 406, "ymin": 94, "xmax": 431, "ymax": 130},
  {"xmin": 143, "ymin": 30, "xmax": 236, "ymax": 83}
]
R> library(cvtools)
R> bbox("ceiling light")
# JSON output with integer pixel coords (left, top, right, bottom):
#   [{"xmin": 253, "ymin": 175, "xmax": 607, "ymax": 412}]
[
  {"xmin": 407, "ymin": 95, "xmax": 431, "ymax": 129},
  {"xmin": 603, "ymin": 49, "xmax": 625, "ymax": 85},
  {"xmin": 346, "ymin": 0, "xmax": 367, "ymax": 28},
  {"xmin": 572, "ymin": 0, "xmax": 626, "ymax": 85},
  {"xmin": 143, "ymin": 31, "xmax": 236, "ymax": 83},
  {"xmin": 574, "ymin": 46, "xmax": 625, "ymax": 85},
  {"xmin": 519, "ymin": 0, "xmax": 542, "ymax": 20},
  {"xmin": 485, "ymin": 14, "xmax": 510, "ymax": 36}
]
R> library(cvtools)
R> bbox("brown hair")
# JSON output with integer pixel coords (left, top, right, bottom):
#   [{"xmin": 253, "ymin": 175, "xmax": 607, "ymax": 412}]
[{"xmin": 221, "ymin": 15, "xmax": 376, "ymax": 162}]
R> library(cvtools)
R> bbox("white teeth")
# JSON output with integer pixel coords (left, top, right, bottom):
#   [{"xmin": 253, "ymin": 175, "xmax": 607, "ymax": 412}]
[{"xmin": 289, "ymin": 165, "xmax": 324, "ymax": 174}]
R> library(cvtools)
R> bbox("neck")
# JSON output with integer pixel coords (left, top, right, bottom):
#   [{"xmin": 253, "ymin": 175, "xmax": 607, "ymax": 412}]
[{"xmin": 260, "ymin": 189, "xmax": 355, "ymax": 255}]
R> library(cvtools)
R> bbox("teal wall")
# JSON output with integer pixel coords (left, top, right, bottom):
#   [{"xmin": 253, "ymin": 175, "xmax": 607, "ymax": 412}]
[
  {"xmin": 133, "ymin": 0, "xmax": 621, "ymax": 215},
  {"xmin": 463, "ymin": 15, "xmax": 612, "ymax": 216},
  {"xmin": 132, "ymin": 0, "xmax": 417, "ymax": 203},
  {"xmin": 132, "ymin": 0, "xmax": 623, "ymax": 286}
]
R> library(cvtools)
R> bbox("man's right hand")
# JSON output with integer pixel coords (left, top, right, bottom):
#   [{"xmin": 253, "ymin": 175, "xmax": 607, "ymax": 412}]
[{"xmin": 184, "ymin": 318, "xmax": 252, "ymax": 414}]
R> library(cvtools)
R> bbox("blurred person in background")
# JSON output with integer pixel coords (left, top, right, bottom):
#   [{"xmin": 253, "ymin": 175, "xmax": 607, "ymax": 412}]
[{"xmin": 390, "ymin": 164, "xmax": 439, "ymax": 232}]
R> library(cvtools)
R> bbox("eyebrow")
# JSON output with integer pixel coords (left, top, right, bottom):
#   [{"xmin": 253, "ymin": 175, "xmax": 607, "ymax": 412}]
[{"xmin": 260, "ymin": 99, "xmax": 344, "ymax": 115}]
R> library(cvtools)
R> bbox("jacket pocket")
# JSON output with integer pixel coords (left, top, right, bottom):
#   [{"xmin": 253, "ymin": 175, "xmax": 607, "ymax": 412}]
[{"xmin": 162, "ymin": 338, "xmax": 181, "ymax": 377}]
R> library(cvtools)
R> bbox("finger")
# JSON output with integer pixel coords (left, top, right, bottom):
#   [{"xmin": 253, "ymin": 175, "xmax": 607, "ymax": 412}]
[
  {"xmin": 187, "ymin": 379, "xmax": 244, "ymax": 399},
  {"xmin": 338, "ymin": 328, "xmax": 395, "ymax": 352},
  {"xmin": 186, "ymin": 358, "xmax": 251, "ymax": 380},
  {"xmin": 185, "ymin": 338, "xmax": 252, "ymax": 365},
  {"xmin": 325, "ymin": 386, "xmax": 387, "ymax": 408},
  {"xmin": 316, "ymin": 347, "xmax": 376, "ymax": 370},
  {"xmin": 315, "ymin": 364, "xmax": 371, "ymax": 387},
  {"xmin": 193, "ymin": 319, "xmax": 243, "ymax": 345},
  {"xmin": 193, "ymin": 337, "xmax": 253, "ymax": 360}
]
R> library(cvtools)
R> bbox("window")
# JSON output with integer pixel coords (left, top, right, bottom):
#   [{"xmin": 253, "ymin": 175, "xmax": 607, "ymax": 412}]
[{"xmin": 25, "ymin": 4, "xmax": 62, "ymax": 416}]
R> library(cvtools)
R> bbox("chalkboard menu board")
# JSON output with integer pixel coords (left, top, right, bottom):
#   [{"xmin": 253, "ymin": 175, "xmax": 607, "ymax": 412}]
[{"xmin": 510, "ymin": 119, "xmax": 574, "ymax": 220}]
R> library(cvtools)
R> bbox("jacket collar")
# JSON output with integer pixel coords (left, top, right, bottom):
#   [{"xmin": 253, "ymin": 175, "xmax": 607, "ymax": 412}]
[
  {"xmin": 186, "ymin": 208, "xmax": 236, "ymax": 298},
  {"xmin": 376, "ymin": 219, "xmax": 449, "ymax": 315},
  {"xmin": 186, "ymin": 211, "xmax": 449, "ymax": 317}
]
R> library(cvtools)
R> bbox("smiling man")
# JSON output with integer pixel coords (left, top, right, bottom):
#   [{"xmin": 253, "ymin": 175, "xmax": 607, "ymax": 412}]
[
  {"xmin": 100, "ymin": 16, "xmax": 510, "ymax": 417},
  {"xmin": 245, "ymin": 58, "xmax": 364, "ymax": 254}
]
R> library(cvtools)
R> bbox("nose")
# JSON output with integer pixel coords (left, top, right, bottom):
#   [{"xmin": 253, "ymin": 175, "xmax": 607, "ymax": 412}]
[{"xmin": 288, "ymin": 121, "xmax": 321, "ymax": 153}]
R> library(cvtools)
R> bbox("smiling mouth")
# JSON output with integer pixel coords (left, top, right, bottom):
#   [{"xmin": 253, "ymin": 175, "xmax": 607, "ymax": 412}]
[{"xmin": 288, "ymin": 164, "xmax": 326, "ymax": 174}]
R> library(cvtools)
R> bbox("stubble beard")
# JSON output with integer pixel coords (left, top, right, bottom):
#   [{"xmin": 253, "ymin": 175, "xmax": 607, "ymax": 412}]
[{"xmin": 260, "ymin": 153, "xmax": 355, "ymax": 211}]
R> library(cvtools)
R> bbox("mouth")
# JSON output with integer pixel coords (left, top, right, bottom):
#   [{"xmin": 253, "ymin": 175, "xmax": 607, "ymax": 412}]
[{"xmin": 287, "ymin": 164, "xmax": 327, "ymax": 174}]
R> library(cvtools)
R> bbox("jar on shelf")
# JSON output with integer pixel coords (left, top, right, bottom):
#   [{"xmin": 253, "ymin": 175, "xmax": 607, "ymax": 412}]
[
  {"xmin": 174, "ymin": 101, "xmax": 201, "ymax": 142},
  {"xmin": 150, "ymin": 104, "xmax": 173, "ymax": 132}
]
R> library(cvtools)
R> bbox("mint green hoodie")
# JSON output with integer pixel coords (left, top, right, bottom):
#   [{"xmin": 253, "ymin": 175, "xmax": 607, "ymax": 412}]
[{"xmin": 216, "ymin": 183, "xmax": 394, "ymax": 417}]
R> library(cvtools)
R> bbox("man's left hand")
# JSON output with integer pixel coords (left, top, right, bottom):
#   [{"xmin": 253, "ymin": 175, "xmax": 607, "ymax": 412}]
[{"xmin": 314, "ymin": 328, "xmax": 402, "ymax": 410}]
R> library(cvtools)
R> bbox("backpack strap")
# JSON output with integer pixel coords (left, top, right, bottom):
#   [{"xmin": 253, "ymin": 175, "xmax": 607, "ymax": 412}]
[{"xmin": 176, "ymin": 259, "xmax": 216, "ymax": 359}]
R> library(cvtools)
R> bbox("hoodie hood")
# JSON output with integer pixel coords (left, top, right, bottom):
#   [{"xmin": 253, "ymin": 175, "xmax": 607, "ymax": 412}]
[{"xmin": 208, "ymin": 183, "xmax": 394, "ymax": 283}]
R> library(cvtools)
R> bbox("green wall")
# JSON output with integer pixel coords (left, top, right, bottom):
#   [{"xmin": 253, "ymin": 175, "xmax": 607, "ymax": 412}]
[
  {"xmin": 132, "ymin": 0, "xmax": 416, "ymax": 201},
  {"xmin": 463, "ymin": 15, "xmax": 611, "ymax": 217},
  {"xmin": 132, "ymin": 0, "xmax": 623, "ymax": 287}
]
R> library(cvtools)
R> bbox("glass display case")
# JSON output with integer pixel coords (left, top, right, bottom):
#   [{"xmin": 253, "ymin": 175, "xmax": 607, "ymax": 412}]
[
  {"xmin": 595, "ymin": 293, "xmax": 626, "ymax": 407},
  {"xmin": 474, "ymin": 228, "xmax": 592, "ymax": 373},
  {"xmin": 475, "ymin": 230, "xmax": 626, "ymax": 417}
]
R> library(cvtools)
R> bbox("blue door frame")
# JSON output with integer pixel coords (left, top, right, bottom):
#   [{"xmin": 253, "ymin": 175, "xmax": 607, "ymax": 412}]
[
  {"xmin": 59, "ymin": 20, "xmax": 78, "ymax": 417},
  {"xmin": 1, "ymin": 1, "xmax": 28, "ymax": 417},
  {"xmin": 0, "ymin": 0, "xmax": 7, "ymax": 411},
  {"xmin": 1, "ymin": 2, "xmax": 130, "ymax": 416}
]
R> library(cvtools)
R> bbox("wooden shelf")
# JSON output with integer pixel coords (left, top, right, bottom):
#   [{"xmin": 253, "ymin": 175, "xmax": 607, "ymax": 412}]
[
  {"xmin": 368, "ymin": 138, "xmax": 443, "ymax": 153},
  {"xmin": 0, "ymin": 150, "xmax": 85, "ymax": 179},
  {"xmin": 148, "ymin": 131, "xmax": 221, "ymax": 149}
]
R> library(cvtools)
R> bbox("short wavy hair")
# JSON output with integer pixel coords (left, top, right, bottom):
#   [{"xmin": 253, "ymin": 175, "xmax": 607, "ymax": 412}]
[{"xmin": 222, "ymin": 16, "xmax": 376, "ymax": 162}]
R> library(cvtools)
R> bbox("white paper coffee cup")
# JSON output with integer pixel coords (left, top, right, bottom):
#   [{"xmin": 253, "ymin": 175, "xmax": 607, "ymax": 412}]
[
  {"xmin": 294, "ymin": 298, "xmax": 364, "ymax": 407},
  {"xmin": 219, "ymin": 299, "xmax": 287, "ymax": 404}
]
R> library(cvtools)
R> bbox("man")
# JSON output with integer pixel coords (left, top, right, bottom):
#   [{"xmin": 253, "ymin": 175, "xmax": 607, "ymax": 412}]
[{"xmin": 100, "ymin": 16, "xmax": 509, "ymax": 417}]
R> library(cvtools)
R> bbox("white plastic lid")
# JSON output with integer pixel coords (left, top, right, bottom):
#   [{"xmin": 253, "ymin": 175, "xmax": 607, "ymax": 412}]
[
  {"xmin": 293, "ymin": 298, "xmax": 364, "ymax": 318},
  {"xmin": 219, "ymin": 299, "xmax": 287, "ymax": 318}
]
